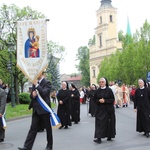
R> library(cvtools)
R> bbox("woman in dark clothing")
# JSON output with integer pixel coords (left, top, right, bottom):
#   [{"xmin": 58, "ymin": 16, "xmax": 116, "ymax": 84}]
[
  {"xmin": 134, "ymin": 79, "xmax": 150, "ymax": 137},
  {"xmin": 88, "ymin": 84, "xmax": 97, "ymax": 117},
  {"xmin": 70, "ymin": 83, "xmax": 80, "ymax": 124},
  {"xmin": 57, "ymin": 81, "xmax": 72, "ymax": 129},
  {"xmin": 93, "ymin": 77, "xmax": 116, "ymax": 144}
]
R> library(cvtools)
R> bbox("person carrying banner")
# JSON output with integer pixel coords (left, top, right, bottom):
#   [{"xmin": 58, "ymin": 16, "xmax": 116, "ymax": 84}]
[
  {"xmin": 18, "ymin": 72, "xmax": 53, "ymax": 150},
  {"xmin": 0, "ymin": 87, "xmax": 6, "ymax": 142}
]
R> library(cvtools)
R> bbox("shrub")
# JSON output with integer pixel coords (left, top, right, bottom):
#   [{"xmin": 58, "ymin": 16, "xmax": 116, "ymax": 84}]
[{"xmin": 18, "ymin": 92, "xmax": 31, "ymax": 104}]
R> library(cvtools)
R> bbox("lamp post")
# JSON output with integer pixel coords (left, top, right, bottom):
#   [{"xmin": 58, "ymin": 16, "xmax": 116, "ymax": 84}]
[{"xmin": 7, "ymin": 43, "xmax": 15, "ymax": 107}]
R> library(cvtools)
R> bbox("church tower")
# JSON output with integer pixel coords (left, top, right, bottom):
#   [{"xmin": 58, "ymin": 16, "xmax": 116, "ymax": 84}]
[
  {"xmin": 89, "ymin": 0, "xmax": 122, "ymax": 85},
  {"xmin": 126, "ymin": 17, "xmax": 131, "ymax": 36}
]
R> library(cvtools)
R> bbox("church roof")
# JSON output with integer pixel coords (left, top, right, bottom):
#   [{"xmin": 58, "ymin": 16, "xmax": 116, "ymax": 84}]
[
  {"xmin": 66, "ymin": 76, "xmax": 82, "ymax": 81},
  {"xmin": 100, "ymin": 0, "xmax": 113, "ymax": 8}
]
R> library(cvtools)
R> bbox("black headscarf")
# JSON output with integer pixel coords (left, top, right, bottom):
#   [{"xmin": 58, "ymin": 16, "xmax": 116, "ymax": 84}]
[
  {"xmin": 92, "ymin": 84, "xmax": 97, "ymax": 90},
  {"xmin": 71, "ymin": 83, "xmax": 77, "ymax": 90},
  {"xmin": 62, "ymin": 81, "xmax": 69, "ymax": 89},
  {"xmin": 104, "ymin": 77, "xmax": 109, "ymax": 87}
]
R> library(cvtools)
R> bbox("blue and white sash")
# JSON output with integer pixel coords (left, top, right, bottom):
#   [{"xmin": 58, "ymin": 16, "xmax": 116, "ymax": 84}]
[
  {"xmin": 0, "ymin": 111, "xmax": 6, "ymax": 129},
  {"xmin": 36, "ymin": 91, "xmax": 61, "ymax": 128}
]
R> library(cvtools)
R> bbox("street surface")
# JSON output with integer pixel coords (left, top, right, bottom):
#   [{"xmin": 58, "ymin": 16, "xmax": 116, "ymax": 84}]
[{"xmin": 1, "ymin": 103, "xmax": 150, "ymax": 150}]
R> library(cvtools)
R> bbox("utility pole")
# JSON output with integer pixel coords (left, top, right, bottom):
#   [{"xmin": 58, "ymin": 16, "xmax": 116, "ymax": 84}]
[{"xmin": 7, "ymin": 42, "xmax": 16, "ymax": 107}]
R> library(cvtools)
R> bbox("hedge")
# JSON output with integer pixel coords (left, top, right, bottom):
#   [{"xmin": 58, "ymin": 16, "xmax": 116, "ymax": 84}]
[{"xmin": 18, "ymin": 92, "xmax": 31, "ymax": 104}]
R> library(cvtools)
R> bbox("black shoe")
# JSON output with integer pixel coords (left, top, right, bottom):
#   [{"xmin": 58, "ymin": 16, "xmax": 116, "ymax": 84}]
[
  {"xmin": 64, "ymin": 126, "xmax": 68, "ymax": 129},
  {"xmin": 0, "ymin": 139, "xmax": 4, "ymax": 142},
  {"xmin": 116, "ymin": 105, "xmax": 119, "ymax": 108},
  {"xmin": 107, "ymin": 138, "xmax": 112, "ymax": 141},
  {"xmin": 44, "ymin": 147, "xmax": 52, "ymax": 150},
  {"xmin": 59, "ymin": 126, "xmax": 64, "ymax": 129},
  {"xmin": 18, "ymin": 147, "xmax": 28, "ymax": 150},
  {"xmin": 146, "ymin": 133, "xmax": 149, "ymax": 138},
  {"xmin": 93, "ymin": 138, "xmax": 101, "ymax": 144}
]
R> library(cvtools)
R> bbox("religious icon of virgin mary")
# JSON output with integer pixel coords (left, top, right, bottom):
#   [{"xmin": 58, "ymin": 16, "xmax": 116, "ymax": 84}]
[{"xmin": 24, "ymin": 28, "xmax": 40, "ymax": 58}]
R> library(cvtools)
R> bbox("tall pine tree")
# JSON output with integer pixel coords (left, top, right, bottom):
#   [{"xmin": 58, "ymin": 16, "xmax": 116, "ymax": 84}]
[{"xmin": 47, "ymin": 55, "xmax": 61, "ymax": 91}]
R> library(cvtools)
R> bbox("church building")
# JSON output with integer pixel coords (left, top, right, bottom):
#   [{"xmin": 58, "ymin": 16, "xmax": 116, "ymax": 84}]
[{"xmin": 89, "ymin": 0, "xmax": 122, "ymax": 85}]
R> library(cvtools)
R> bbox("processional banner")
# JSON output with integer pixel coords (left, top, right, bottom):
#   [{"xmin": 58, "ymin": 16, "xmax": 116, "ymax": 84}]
[
  {"xmin": 16, "ymin": 19, "xmax": 61, "ymax": 128},
  {"xmin": 17, "ymin": 19, "xmax": 48, "ymax": 82}
]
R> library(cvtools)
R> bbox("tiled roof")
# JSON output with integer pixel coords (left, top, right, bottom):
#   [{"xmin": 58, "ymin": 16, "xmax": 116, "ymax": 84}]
[{"xmin": 66, "ymin": 76, "xmax": 82, "ymax": 81}]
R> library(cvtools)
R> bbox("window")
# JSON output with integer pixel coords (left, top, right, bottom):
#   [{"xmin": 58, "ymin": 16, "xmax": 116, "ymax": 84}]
[
  {"xmin": 110, "ymin": 15, "xmax": 113, "ymax": 22},
  {"xmin": 99, "ymin": 35, "xmax": 102, "ymax": 47},
  {"xmin": 93, "ymin": 69, "xmax": 96, "ymax": 77},
  {"xmin": 100, "ymin": 16, "xmax": 102, "ymax": 24},
  {"xmin": 92, "ymin": 67, "xmax": 96, "ymax": 77}
]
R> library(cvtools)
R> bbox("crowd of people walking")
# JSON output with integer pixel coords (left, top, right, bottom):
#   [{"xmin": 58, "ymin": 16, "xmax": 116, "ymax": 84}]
[
  {"xmin": 50, "ymin": 77, "xmax": 150, "ymax": 145},
  {"xmin": 1, "ymin": 75, "xmax": 150, "ymax": 149}
]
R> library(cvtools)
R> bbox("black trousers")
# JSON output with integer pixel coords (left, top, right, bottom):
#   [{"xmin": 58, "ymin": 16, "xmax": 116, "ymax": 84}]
[
  {"xmin": 24, "ymin": 113, "xmax": 53, "ymax": 150},
  {"xmin": 0, "ymin": 125, "xmax": 5, "ymax": 140}
]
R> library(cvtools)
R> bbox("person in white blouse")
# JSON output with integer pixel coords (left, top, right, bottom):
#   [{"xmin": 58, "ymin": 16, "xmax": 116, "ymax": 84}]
[{"xmin": 79, "ymin": 88, "xmax": 84, "ymax": 104}]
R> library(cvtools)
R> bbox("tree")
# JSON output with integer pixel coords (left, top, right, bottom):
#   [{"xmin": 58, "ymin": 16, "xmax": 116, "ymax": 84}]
[
  {"xmin": 46, "ymin": 40, "xmax": 66, "ymax": 90},
  {"xmin": 0, "ymin": 4, "xmax": 46, "ymax": 104},
  {"xmin": 118, "ymin": 30, "xmax": 133, "ymax": 49},
  {"xmin": 47, "ymin": 55, "xmax": 61, "ymax": 91},
  {"xmin": 88, "ymin": 35, "xmax": 95, "ymax": 46},
  {"xmin": 98, "ymin": 20, "xmax": 150, "ymax": 86},
  {"xmin": 133, "ymin": 20, "xmax": 150, "ymax": 80},
  {"xmin": 76, "ymin": 46, "xmax": 90, "ymax": 87},
  {"xmin": 47, "ymin": 40, "xmax": 66, "ymax": 62},
  {"xmin": 118, "ymin": 30, "xmax": 124, "ymax": 42}
]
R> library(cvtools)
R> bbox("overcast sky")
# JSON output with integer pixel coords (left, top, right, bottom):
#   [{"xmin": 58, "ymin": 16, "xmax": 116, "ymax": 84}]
[{"xmin": 0, "ymin": 0, "xmax": 149, "ymax": 74}]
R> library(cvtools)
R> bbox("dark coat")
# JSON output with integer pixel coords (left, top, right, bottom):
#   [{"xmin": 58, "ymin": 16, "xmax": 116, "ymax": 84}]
[
  {"xmin": 24, "ymin": 78, "xmax": 53, "ymax": 149},
  {"xmin": 70, "ymin": 89, "xmax": 80, "ymax": 123},
  {"xmin": 93, "ymin": 87, "xmax": 116, "ymax": 139},
  {"xmin": 29, "ymin": 78, "xmax": 52, "ymax": 115},
  {"xmin": 0, "ymin": 88, "xmax": 6, "ymax": 140},
  {"xmin": 57, "ymin": 89, "xmax": 72, "ymax": 126},
  {"xmin": 134, "ymin": 87, "xmax": 150, "ymax": 132},
  {"xmin": 0, "ymin": 88, "xmax": 6, "ymax": 115}
]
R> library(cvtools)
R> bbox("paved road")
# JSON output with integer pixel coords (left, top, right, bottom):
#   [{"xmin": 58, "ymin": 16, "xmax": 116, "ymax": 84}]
[{"xmin": 1, "ymin": 103, "xmax": 150, "ymax": 150}]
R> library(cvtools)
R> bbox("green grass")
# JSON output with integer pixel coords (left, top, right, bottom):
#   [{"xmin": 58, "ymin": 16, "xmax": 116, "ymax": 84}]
[{"xmin": 5, "ymin": 103, "xmax": 56, "ymax": 120}]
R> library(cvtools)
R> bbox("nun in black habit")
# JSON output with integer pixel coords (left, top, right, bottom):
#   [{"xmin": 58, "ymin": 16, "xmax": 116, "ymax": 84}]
[
  {"xmin": 57, "ymin": 81, "xmax": 72, "ymax": 129},
  {"xmin": 134, "ymin": 79, "xmax": 150, "ymax": 137},
  {"xmin": 70, "ymin": 83, "xmax": 80, "ymax": 124},
  {"xmin": 88, "ymin": 84, "xmax": 97, "ymax": 117},
  {"xmin": 93, "ymin": 77, "xmax": 116, "ymax": 144}
]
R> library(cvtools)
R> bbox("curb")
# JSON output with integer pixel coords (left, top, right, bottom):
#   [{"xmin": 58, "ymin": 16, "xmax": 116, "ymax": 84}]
[
  {"xmin": 6, "ymin": 106, "xmax": 57, "ymax": 122},
  {"xmin": 6, "ymin": 114, "xmax": 31, "ymax": 122}
]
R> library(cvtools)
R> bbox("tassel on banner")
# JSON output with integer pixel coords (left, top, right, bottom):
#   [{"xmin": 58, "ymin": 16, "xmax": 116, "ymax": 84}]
[
  {"xmin": 36, "ymin": 91, "xmax": 61, "ymax": 128},
  {"xmin": 50, "ymin": 109, "xmax": 61, "ymax": 128}
]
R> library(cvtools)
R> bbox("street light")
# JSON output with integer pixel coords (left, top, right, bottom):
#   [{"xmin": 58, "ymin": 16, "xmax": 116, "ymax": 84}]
[{"xmin": 7, "ymin": 42, "xmax": 15, "ymax": 107}]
